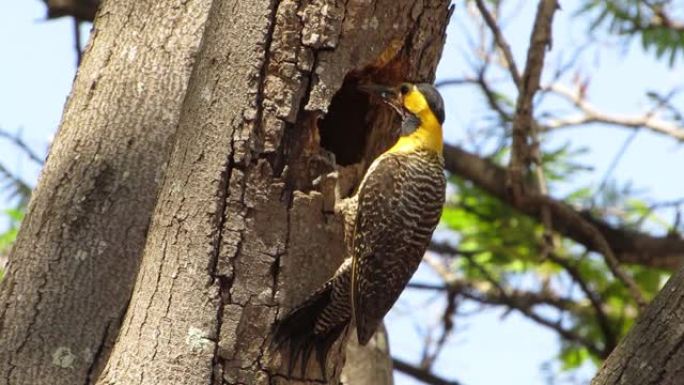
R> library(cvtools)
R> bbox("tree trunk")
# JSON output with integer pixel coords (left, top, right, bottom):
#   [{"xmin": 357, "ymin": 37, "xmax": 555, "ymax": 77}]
[
  {"xmin": 341, "ymin": 326, "xmax": 394, "ymax": 385},
  {"xmin": 591, "ymin": 267, "xmax": 684, "ymax": 385},
  {"xmin": 0, "ymin": 1, "xmax": 211, "ymax": 384},
  {"xmin": 2, "ymin": 0, "xmax": 450, "ymax": 384},
  {"xmin": 97, "ymin": 0, "xmax": 450, "ymax": 383}
]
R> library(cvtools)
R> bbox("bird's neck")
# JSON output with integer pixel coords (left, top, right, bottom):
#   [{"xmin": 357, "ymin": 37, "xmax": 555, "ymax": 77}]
[{"xmin": 386, "ymin": 110, "xmax": 443, "ymax": 155}]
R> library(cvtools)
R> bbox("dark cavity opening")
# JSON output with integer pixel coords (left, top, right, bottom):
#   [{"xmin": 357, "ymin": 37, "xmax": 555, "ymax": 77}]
[
  {"xmin": 318, "ymin": 73, "xmax": 371, "ymax": 166},
  {"xmin": 318, "ymin": 51, "xmax": 410, "ymax": 167}
]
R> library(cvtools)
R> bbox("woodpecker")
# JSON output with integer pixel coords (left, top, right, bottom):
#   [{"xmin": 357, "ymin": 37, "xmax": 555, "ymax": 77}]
[{"xmin": 272, "ymin": 82, "xmax": 446, "ymax": 377}]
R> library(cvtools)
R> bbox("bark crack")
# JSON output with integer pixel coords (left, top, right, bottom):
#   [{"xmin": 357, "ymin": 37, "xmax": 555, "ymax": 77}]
[
  {"xmin": 253, "ymin": 0, "xmax": 284, "ymax": 158},
  {"xmin": 208, "ymin": 135, "xmax": 237, "ymax": 385},
  {"xmin": 210, "ymin": 0, "xmax": 283, "ymax": 377},
  {"xmin": 7, "ymin": 274, "xmax": 48, "ymax": 380},
  {"xmin": 137, "ymin": 241, "xmax": 167, "ymax": 347},
  {"xmin": 83, "ymin": 320, "xmax": 112, "ymax": 385},
  {"xmin": 653, "ymin": 318, "xmax": 684, "ymax": 384}
]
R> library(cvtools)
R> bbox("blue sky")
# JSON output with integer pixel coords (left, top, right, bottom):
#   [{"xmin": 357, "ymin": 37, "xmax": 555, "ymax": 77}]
[{"xmin": 1, "ymin": 1, "xmax": 683, "ymax": 385}]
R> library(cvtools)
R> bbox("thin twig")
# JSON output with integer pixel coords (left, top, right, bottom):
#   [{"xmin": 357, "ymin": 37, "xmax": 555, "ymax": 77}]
[
  {"xmin": 529, "ymin": 196, "xmax": 647, "ymax": 309},
  {"xmin": 633, "ymin": 1, "xmax": 684, "ymax": 32},
  {"xmin": 474, "ymin": 0, "xmax": 521, "ymax": 86},
  {"xmin": 428, "ymin": 241, "xmax": 481, "ymax": 258},
  {"xmin": 453, "ymin": 252, "xmax": 606, "ymax": 357},
  {"xmin": 544, "ymin": 83, "xmax": 684, "ymax": 142},
  {"xmin": 0, "ymin": 162, "xmax": 32, "ymax": 202},
  {"xmin": 648, "ymin": 198, "xmax": 684, "ymax": 210},
  {"xmin": 419, "ymin": 285, "xmax": 456, "ymax": 370},
  {"xmin": 393, "ymin": 357, "xmax": 463, "ymax": 385},
  {"xmin": 596, "ymin": 129, "xmax": 639, "ymax": 196},
  {"xmin": 0, "ymin": 129, "xmax": 44, "ymax": 165},
  {"xmin": 547, "ymin": 253, "xmax": 617, "ymax": 351},
  {"xmin": 435, "ymin": 78, "xmax": 478, "ymax": 88},
  {"xmin": 408, "ymin": 277, "xmax": 578, "ymax": 313},
  {"xmin": 476, "ymin": 66, "xmax": 512, "ymax": 123},
  {"xmin": 422, "ymin": 281, "xmax": 606, "ymax": 354}
]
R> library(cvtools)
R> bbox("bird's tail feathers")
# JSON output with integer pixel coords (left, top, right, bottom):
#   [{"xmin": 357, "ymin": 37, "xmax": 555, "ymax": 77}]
[{"xmin": 270, "ymin": 283, "xmax": 348, "ymax": 379}]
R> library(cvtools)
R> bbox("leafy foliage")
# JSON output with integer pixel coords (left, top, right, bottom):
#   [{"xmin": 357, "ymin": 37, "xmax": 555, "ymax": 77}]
[
  {"xmin": 432, "ymin": 5, "xmax": 684, "ymax": 374},
  {"xmin": 578, "ymin": 0, "xmax": 684, "ymax": 65},
  {"xmin": 439, "ymin": 143, "xmax": 671, "ymax": 370}
]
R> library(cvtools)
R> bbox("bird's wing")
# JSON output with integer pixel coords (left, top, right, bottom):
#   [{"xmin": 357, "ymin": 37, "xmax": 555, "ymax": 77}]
[{"xmin": 350, "ymin": 155, "xmax": 424, "ymax": 345}]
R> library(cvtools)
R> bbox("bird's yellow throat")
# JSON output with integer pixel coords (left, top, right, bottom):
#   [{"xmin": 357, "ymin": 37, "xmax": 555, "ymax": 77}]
[{"xmin": 387, "ymin": 88, "xmax": 443, "ymax": 155}]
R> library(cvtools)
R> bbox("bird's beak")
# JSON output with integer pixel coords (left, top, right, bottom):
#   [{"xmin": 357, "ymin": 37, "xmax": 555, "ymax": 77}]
[{"xmin": 358, "ymin": 83, "xmax": 406, "ymax": 118}]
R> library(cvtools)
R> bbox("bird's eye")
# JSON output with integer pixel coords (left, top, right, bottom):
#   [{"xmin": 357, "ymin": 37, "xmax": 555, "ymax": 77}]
[{"xmin": 400, "ymin": 84, "xmax": 411, "ymax": 95}]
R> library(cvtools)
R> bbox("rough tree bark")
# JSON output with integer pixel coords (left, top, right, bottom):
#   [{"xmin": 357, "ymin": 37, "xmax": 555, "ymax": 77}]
[
  {"xmin": 592, "ymin": 266, "xmax": 684, "ymax": 385},
  {"xmin": 0, "ymin": 1, "xmax": 211, "ymax": 384},
  {"xmin": 1, "ymin": 0, "xmax": 450, "ymax": 385},
  {"xmin": 97, "ymin": 0, "xmax": 450, "ymax": 383}
]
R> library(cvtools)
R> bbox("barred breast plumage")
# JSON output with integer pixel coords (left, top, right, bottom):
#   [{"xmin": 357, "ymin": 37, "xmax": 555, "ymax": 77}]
[{"xmin": 351, "ymin": 149, "xmax": 446, "ymax": 344}]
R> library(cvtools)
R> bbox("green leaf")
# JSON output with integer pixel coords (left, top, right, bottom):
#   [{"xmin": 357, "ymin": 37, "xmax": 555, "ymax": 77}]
[
  {"xmin": 4, "ymin": 208, "xmax": 24, "ymax": 223},
  {"xmin": 560, "ymin": 346, "xmax": 590, "ymax": 370}
]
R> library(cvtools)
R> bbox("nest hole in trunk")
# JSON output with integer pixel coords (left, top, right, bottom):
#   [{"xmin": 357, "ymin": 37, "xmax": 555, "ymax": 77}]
[{"xmin": 318, "ymin": 55, "xmax": 409, "ymax": 168}]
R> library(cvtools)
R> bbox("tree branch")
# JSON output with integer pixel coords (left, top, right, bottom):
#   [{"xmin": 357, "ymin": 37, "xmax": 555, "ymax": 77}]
[
  {"xmin": 527, "ymin": 194, "xmax": 647, "ymax": 309},
  {"xmin": 508, "ymin": 0, "xmax": 558, "ymax": 199},
  {"xmin": 474, "ymin": 0, "xmax": 521, "ymax": 86},
  {"xmin": 424, "ymin": 242, "xmax": 586, "ymax": 312},
  {"xmin": 0, "ymin": 129, "xmax": 45, "ymax": 165},
  {"xmin": 0, "ymin": 162, "xmax": 32, "ymax": 202},
  {"xmin": 547, "ymin": 253, "xmax": 617, "ymax": 351},
  {"xmin": 393, "ymin": 358, "xmax": 463, "ymax": 385},
  {"xmin": 423, "ymin": 253, "xmax": 607, "ymax": 357},
  {"xmin": 442, "ymin": 144, "xmax": 684, "ymax": 270},
  {"xmin": 485, "ymin": 0, "xmax": 558, "ymax": 257},
  {"xmin": 408, "ymin": 276, "xmax": 578, "ymax": 313},
  {"xmin": 627, "ymin": 1, "xmax": 684, "ymax": 32},
  {"xmin": 543, "ymin": 83, "xmax": 684, "ymax": 142},
  {"xmin": 434, "ymin": 77, "xmax": 477, "ymax": 88}
]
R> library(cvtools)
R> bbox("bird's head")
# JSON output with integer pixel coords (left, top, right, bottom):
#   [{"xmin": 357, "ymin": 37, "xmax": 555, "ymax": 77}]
[{"xmin": 359, "ymin": 82, "xmax": 445, "ymax": 136}]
